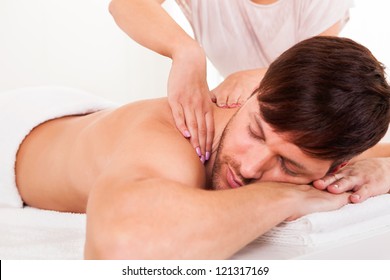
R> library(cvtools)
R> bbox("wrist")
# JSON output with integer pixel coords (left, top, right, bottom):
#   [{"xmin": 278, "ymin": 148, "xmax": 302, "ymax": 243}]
[
  {"xmin": 171, "ymin": 41, "xmax": 206, "ymax": 67},
  {"xmin": 249, "ymin": 182, "xmax": 301, "ymax": 222}
]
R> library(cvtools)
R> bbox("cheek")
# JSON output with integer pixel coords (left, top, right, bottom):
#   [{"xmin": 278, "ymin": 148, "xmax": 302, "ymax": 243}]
[
  {"xmin": 260, "ymin": 172, "xmax": 309, "ymax": 184},
  {"xmin": 227, "ymin": 125, "xmax": 257, "ymax": 150},
  {"xmin": 260, "ymin": 168, "xmax": 324, "ymax": 185},
  {"xmin": 224, "ymin": 136, "xmax": 256, "ymax": 160},
  {"xmin": 260, "ymin": 168, "xmax": 289, "ymax": 183}
]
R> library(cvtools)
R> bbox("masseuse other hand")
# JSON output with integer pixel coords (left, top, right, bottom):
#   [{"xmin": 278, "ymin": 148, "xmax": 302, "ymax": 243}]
[
  {"xmin": 168, "ymin": 48, "xmax": 214, "ymax": 163},
  {"xmin": 313, "ymin": 158, "xmax": 390, "ymax": 203},
  {"xmin": 211, "ymin": 69, "xmax": 267, "ymax": 108}
]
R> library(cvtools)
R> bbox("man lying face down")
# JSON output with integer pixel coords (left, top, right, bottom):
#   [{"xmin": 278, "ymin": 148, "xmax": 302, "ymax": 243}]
[{"xmin": 14, "ymin": 37, "xmax": 390, "ymax": 259}]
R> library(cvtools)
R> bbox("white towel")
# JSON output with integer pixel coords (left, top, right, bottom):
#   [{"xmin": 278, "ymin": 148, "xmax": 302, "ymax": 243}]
[
  {"xmin": 0, "ymin": 86, "xmax": 116, "ymax": 208},
  {"xmin": 256, "ymin": 194, "xmax": 390, "ymax": 246},
  {"xmin": 1, "ymin": 196, "xmax": 389, "ymax": 259},
  {"xmin": 0, "ymin": 207, "xmax": 86, "ymax": 260}
]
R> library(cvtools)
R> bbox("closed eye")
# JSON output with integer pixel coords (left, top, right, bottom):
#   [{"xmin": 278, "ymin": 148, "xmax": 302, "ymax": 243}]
[
  {"xmin": 248, "ymin": 121, "xmax": 302, "ymax": 178},
  {"xmin": 279, "ymin": 157, "xmax": 299, "ymax": 177},
  {"xmin": 247, "ymin": 125, "xmax": 264, "ymax": 141}
]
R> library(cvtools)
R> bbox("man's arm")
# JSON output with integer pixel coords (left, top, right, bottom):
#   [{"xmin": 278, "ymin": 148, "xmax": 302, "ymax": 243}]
[{"xmin": 84, "ymin": 174, "xmax": 349, "ymax": 259}]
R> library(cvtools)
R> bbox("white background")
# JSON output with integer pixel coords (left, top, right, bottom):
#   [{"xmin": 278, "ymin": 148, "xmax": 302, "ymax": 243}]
[
  {"xmin": 2, "ymin": 260, "xmax": 390, "ymax": 280},
  {"xmin": 0, "ymin": 0, "xmax": 390, "ymax": 104}
]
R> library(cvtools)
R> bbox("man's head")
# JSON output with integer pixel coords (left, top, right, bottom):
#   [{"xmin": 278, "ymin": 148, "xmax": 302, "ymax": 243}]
[{"xmin": 211, "ymin": 36, "xmax": 390, "ymax": 190}]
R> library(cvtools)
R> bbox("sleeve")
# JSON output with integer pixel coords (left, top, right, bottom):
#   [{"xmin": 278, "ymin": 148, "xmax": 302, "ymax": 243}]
[
  {"xmin": 297, "ymin": 0, "xmax": 354, "ymax": 41},
  {"xmin": 175, "ymin": 0, "xmax": 192, "ymax": 22}
]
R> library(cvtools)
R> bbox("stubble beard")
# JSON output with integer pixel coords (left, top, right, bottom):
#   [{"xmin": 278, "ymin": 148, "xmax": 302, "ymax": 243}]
[{"xmin": 210, "ymin": 122, "xmax": 243, "ymax": 190}]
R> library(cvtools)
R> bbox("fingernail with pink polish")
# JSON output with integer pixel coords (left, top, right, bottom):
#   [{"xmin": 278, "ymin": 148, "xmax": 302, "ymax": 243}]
[
  {"xmin": 205, "ymin": 151, "xmax": 210, "ymax": 161},
  {"xmin": 184, "ymin": 130, "xmax": 191, "ymax": 138},
  {"xmin": 200, "ymin": 155, "xmax": 205, "ymax": 164},
  {"xmin": 196, "ymin": 147, "xmax": 202, "ymax": 157}
]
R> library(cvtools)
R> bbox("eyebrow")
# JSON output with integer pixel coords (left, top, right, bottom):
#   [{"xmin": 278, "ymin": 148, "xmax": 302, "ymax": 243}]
[{"xmin": 253, "ymin": 113, "xmax": 309, "ymax": 174}]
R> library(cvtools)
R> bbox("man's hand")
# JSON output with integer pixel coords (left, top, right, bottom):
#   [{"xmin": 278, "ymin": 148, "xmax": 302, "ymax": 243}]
[
  {"xmin": 313, "ymin": 158, "xmax": 390, "ymax": 203},
  {"xmin": 283, "ymin": 184, "xmax": 350, "ymax": 221}
]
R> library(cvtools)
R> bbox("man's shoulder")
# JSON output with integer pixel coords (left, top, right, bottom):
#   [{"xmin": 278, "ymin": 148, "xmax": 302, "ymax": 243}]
[{"xmin": 99, "ymin": 98, "xmax": 207, "ymax": 189}]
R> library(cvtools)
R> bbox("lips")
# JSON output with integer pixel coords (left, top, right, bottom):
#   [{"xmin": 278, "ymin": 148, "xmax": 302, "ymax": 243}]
[{"xmin": 226, "ymin": 167, "xmax": 243, "ymax": 189}]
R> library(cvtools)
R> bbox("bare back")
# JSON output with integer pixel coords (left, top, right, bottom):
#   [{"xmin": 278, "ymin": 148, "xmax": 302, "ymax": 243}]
[{"xmin": 15, "ymin": 98, "xmax": 206, "ymax": 213}]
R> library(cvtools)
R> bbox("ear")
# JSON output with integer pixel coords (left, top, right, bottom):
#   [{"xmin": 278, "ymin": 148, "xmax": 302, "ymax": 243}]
[{"xmin": 330, "ymin": 161, "xmax": 349, "ymax": 174}]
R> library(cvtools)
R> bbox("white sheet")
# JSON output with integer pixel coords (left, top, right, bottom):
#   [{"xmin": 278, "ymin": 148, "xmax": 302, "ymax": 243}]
[
  {"xmin": 0, "ymin": 207, "xmax": 85, "ymax": 260},
  {"xmin": 0, "ymin": 86, "xmax": 115, "ymax": 208},
  {"xmin": 1, "ymin": 195, "xmax": 390, "ymax": 259}
]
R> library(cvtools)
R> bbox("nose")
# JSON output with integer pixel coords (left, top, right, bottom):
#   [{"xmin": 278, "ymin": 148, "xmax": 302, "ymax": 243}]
[{"xmin": 239, "ymin": 148, "xmax": 274, "ymax": 181}]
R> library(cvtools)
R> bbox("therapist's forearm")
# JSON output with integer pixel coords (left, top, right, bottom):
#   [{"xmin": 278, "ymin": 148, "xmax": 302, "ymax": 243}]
[{"xmin": 109, "ymin": 0, "xmax": 203, "ymax": 59}]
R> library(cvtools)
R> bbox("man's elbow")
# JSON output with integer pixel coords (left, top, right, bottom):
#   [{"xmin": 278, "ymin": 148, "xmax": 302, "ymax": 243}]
[{"xmin": 84, "ymin": 230, "xmax": 150, "ymax": 260}]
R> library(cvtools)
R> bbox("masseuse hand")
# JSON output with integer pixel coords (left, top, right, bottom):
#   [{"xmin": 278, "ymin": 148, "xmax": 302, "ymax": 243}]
[
  {"xmin": 211, "ymin": 69, "xmax": 267, "ymax": 108},
  {"xmin": 168, "ymin": 48, "xmax": 215, "ymax": 163},
  {"xmin": 312, "ymin": 158, "xmax": 390, "ymax": 203}
]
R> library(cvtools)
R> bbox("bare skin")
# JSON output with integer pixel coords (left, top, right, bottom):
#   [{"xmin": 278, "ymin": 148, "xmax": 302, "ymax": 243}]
[
  {"xmin": 109, "ymin": 0, "xmax": 343, "ymax": 159},
  {"xmin": 16, "ymin": 98, "xmax": 208, "ymax": 213},
  {"xmin": 14, "ymin": 95, "xmax": 357, "ymax": 259}
]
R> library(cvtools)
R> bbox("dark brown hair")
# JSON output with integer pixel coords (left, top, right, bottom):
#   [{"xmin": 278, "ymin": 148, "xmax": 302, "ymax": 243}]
[{"xmin": 256, "ymin": 36, "xmax": 390, "ymax": 163}]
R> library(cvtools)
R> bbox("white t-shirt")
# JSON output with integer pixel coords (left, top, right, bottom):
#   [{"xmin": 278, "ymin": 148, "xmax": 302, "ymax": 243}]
[{"xmin": 175, "ymin": 0, "xmax": 353, "ymax": 77}]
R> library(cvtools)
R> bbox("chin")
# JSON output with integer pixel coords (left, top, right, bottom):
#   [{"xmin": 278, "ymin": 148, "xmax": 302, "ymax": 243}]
[
  {"xmin": 211, "ymin": 177, "xmax": 228, "ymax": 191},
  {"xmin": 213, "ymin": 184, "xmax": 225, "ymax": 191}
]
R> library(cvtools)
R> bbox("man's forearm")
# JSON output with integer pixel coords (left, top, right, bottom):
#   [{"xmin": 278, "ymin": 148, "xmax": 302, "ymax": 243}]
[
  {"xmin": 84, "ymin": 178, "xmax": 300, "ymax": 259},
  {"xmin": 84, "ymin": 178, "xmax": 349, "ymax": 259}
]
